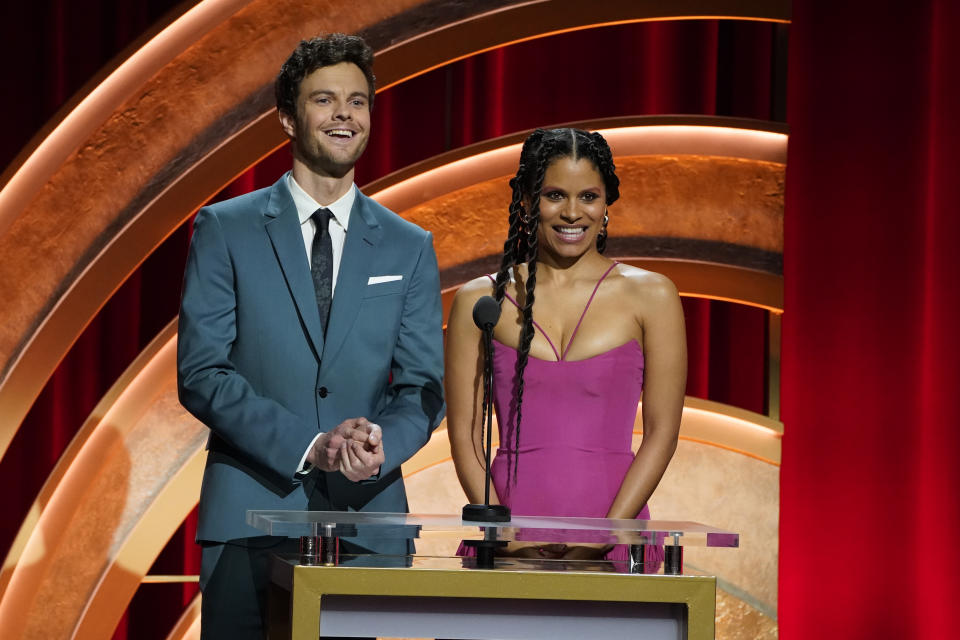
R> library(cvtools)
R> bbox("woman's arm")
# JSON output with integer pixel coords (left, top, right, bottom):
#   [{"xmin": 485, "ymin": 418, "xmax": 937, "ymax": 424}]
[
  {"xmin": 445, "ymin": 279, "xmax": 502, "ymax": 506},
  {"xmin": 605, "ymin": 272, "xmax": 687, "ymax": 520}
]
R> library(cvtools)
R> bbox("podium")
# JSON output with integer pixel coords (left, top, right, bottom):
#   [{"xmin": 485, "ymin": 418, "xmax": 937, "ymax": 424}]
[{"xmin": 247, "ymin": 511, "xmax": 738, "ymax": 640}]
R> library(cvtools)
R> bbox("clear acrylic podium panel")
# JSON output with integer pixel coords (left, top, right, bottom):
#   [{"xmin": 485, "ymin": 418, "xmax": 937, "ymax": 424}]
[
  {"xmin": 257, "ymin": 513, "xmax": 730, "ymax": 639},
  {"xmin": 258, "ymin": 512, "xmax": 730, "ymax": 639},
  {"xmin": 247, "ymin": 510, "xmax": 739, "ymax": 548}
]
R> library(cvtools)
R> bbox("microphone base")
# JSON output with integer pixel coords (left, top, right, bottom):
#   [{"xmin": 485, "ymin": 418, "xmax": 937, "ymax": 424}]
[
  {"xmin": 462, "ymin": 504, "xmax": 511, "ymax": 522},
  {"xmin": 462, "ymin": 537, "xmax": 508, "ymax": 569}
]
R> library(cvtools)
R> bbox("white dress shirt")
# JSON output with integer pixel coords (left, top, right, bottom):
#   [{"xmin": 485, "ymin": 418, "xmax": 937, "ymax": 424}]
[
  {"xmin": 286, "ymin": 172, "xmax": 357, "ymax": 473},
  {"xmin": 286, "ymin": 172, "xmax": 355, "ymax": 292}
]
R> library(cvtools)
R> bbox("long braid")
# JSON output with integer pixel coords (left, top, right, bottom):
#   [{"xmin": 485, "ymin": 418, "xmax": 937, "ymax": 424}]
[
  {"xmin": 481, "ymin": 180, "xmax": 523, "ymax": 482},
  {"xmin": 478, "ymin": 307, "xmax": 493, "ymax": 488},
  {"xmin": 513, "ymin": 217, "xmax": 538, "ymax": 486},
  {"xmin": 507, "ymin": 137, "xmax": 553, "ymax": 486},
  {"xmin": 489, "ymin": 131, "xmax": 544, "ymax": 491}
]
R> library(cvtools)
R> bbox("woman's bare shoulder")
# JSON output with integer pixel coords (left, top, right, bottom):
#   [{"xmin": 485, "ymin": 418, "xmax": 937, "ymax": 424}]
[
  {"xmin": 454, "ymin": 274, "xmax": 497, "ymax": 301},
  {"xmin": 450, "ymin": 275, "xmax": 499, "ymax": 324},
  {"xmin": 612, "ymin": 263, "xmax": 679, "ymax": 299}
]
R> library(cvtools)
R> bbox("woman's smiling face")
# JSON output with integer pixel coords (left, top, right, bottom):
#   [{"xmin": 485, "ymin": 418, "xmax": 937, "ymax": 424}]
[{"xmin": 534, "ymin": 155, "xmax": 606, "ymax": 260}]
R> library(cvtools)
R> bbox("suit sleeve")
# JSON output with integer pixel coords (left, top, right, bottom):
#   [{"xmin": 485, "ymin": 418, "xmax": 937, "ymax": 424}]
[
  {"xmin": 177, "ymin": 207, "xmax": 318, "ymax": 481},
  {"xmin": 372, "ymin": 231, "xmax": 445, "ymax": 477}
]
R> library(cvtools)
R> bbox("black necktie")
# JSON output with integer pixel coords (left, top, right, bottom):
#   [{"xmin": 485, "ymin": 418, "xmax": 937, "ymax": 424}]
[{"xmin": 310, "ymin": 208, "xmax": 333, "ymax": 332}]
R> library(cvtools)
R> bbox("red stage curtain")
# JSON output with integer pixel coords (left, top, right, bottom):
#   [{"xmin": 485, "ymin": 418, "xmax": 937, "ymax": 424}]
[
  {"xmin": 1, "ymin": 12, "xmax": 778, "ymax": 639},
  {"xmin": 781, "ymin": 1, "xmax": 960, "ymax": 637}
]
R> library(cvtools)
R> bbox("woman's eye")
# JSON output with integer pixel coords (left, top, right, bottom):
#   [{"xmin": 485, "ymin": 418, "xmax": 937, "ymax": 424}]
[
  {"xmin": 544, "ymin": 191, "xmax": 564, "ymax": 200},
  {"xmin": 581, "ymin": 192, "xmax": 598, "ymax": 201}
]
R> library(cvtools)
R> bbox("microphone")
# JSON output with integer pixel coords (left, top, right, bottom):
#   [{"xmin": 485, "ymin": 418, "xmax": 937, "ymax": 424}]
[
  {"xmin": 463, "ymin": 294, "xmax": 510, "ymax": 569},
  {"xmin": 472, "ymin": 295, "xmax": 501, "ymax": 330}
]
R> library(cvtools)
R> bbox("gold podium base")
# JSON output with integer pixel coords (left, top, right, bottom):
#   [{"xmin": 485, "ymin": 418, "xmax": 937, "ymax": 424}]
[{"xmin": 268, "ymin": 556, "xmax": 716, "ymax": 640}]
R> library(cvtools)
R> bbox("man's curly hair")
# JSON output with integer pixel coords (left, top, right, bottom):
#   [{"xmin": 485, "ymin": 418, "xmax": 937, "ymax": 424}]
[{"xmin": 275, "ymin": 33, "xmax": 376, "ymax": 116}]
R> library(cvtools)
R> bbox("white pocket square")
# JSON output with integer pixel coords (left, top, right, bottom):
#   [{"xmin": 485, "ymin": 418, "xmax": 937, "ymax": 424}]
[{"xmin": 368, "ymin": 275, "xmax": 403, "ymax": 285}]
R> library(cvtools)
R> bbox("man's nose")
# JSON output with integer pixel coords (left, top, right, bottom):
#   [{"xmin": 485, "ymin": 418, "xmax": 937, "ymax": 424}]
[{"xmin": 333, "ymin": 102, "xmax": 351, "ymax": 120}]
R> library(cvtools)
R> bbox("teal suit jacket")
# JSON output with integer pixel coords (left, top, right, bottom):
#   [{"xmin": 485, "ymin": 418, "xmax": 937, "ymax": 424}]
[{"xmin": 177, "ymin": 175, "xmax": 444, "ymax": 551}]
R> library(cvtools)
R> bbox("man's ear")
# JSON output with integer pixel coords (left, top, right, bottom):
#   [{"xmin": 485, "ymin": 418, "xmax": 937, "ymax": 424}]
[{"xmin": 278, "ymin": 109, "xmax": 296, "ymax": 139}]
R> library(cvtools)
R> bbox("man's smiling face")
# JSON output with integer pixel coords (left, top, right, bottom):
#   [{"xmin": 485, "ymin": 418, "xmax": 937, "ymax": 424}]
[{"xmin": 281, "ymin": 61, "xmax": 371, "ymax": 178}]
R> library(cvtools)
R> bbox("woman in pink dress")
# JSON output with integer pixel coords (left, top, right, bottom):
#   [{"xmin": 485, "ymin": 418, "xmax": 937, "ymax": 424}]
[{"xmin": 446, "ymin": 128, "xmax": 687, "ymax": 563}]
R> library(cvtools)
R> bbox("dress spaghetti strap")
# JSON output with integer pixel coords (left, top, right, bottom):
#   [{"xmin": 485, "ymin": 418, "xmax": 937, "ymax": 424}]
[
  {"xmin": 560, "ymin": 261, "xmax": 619, "ymax": 360},
  {"xmin": 485, "ymin": 274, "xmax": 561, "ymax": 360}
]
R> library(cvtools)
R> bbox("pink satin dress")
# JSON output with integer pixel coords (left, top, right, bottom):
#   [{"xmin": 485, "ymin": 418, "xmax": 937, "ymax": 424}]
[{"xmin": 463, "ymin": 264, "xmax": 662, "ymax": 568}]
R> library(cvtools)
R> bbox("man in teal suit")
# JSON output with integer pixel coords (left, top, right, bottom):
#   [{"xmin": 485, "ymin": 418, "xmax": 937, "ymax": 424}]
[{"xmin": 177, "ymin": 34, "xmax": 444, "ymax": 638}]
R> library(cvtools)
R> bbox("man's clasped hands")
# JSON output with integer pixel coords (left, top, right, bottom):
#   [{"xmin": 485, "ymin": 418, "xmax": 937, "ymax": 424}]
[{"xmin": 306, "ymin": 417, "xmax": 384, "ymax": 482}]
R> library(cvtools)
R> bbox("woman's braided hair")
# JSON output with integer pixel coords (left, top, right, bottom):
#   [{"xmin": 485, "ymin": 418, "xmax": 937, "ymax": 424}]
[{"xmin": 493, "ymin": 128, "xmax": 620, "ymax": 486}]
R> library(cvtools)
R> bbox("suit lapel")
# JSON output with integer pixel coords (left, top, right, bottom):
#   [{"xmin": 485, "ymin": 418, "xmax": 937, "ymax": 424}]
[
  {"xmin": 320, "ymin": 193, "xmax": 383, "ymax": 374},
  {"xmin": 263, "ymin": 179, "xmax": 325, "ymax": 359}
]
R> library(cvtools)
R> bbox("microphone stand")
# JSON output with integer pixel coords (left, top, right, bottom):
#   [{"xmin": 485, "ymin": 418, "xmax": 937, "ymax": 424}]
[{"xmin": 462, "ymin": 296, "xmax": 510, "ymax": 568}]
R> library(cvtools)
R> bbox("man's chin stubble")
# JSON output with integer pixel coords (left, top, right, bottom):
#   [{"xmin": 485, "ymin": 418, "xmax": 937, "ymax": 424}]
[{"xmin": 300, "ymin": 151, "xmax": 356, "ymax": 180}]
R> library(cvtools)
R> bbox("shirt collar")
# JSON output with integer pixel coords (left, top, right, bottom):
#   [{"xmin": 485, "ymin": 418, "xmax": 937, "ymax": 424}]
[{"xmin": 286, "ymin": 171, "xmax": 355, "ymax": 230}]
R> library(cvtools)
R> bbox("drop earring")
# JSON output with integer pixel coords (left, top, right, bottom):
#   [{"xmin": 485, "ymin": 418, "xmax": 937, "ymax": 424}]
[{"xmin": 597, "ymin": 212, "xmax": 609, "ymax": 253}]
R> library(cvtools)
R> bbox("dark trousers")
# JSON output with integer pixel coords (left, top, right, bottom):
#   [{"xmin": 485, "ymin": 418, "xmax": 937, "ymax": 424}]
[{"xmin": 200, "ymin": 537, "xmax": 373, "ymax": 640}]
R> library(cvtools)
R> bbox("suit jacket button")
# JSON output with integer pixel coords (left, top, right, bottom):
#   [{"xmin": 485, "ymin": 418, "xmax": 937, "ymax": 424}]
[{"xmin": 318, "ymin": 386, "xmax": 328, "ymax": 398}]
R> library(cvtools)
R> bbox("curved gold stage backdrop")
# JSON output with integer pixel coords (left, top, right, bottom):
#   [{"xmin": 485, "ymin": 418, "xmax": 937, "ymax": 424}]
[{"xmin": 0, "ymin": 1, "xmax": 789, "ymax": 638}]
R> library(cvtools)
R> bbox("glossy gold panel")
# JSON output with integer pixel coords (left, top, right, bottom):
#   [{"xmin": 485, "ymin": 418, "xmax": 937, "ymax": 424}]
[
  {"xmin": 366, "ymin": 117, "xmax": 787, "ymax": 209},
  {"xmin": 716, "ymin": 589, "xmax": 778, "ymax": 640},
  {"xmin": 0, "ymin": 322, "xmax": 207, "ymax": 638},
  {"xmin": 403, "ymin": 153, "xmax": 783, "ymax": 277},
  {"xmin": 373, "ymin": 120, "xmax": 786, "ymax": 289}
]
